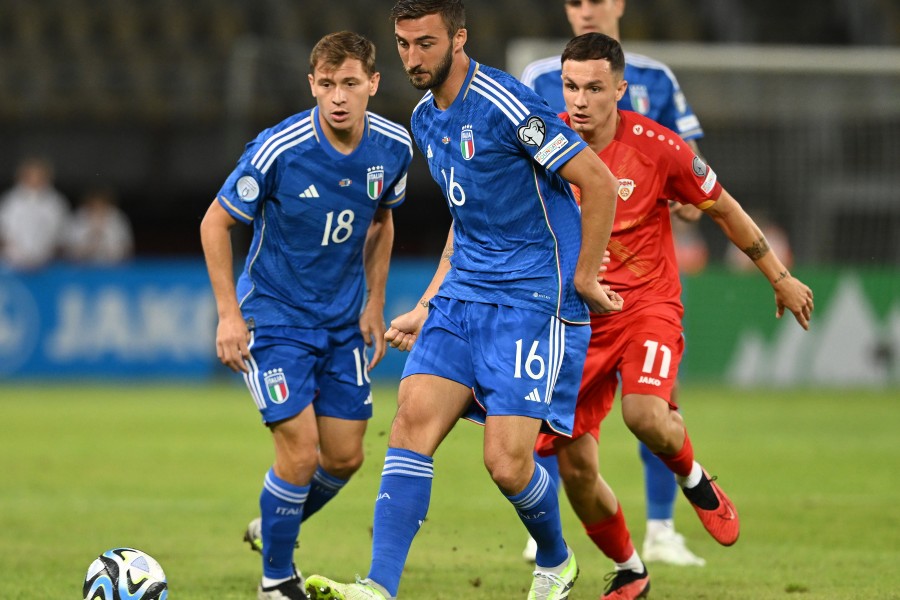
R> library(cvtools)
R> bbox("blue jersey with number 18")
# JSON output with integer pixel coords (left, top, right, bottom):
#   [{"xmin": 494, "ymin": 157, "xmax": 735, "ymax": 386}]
[
  {"xmin": 215, "ymin": 108, "xmax": 413, "ymax": 329},
  {"xmin": 411, "ymin": 59, "xmax": 589, "ymax": 324}
]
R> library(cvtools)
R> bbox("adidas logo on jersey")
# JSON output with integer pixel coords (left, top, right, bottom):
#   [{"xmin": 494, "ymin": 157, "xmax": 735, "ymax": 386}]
[
  {"xmin": 299, "ymin": 185, "xmax": 320, "ymax": 198},
  {"xmin": 525, "ymin": 388, "xmax": 542, "ymax": 403}
]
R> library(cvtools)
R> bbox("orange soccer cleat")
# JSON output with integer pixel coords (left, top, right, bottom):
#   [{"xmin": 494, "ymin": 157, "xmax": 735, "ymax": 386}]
[
  {"xmin": 601, "ymin": 567, "xmax": 650, "ymax": 600},
  {"xmin": 682, "ymin": 468, "xmax": 740, "ymax": 546}
]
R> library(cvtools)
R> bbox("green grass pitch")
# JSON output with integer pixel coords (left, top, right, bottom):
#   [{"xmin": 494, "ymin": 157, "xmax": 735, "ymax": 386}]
[{"xmin": 1, "ymin": 382, "xmax": 898, "ymax": 599}]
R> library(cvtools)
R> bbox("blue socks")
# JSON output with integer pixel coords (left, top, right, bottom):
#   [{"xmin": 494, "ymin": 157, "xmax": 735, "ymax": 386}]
[
  {"xmin": 507, "ymin": 463, "xmax": 567, "ymax": 567},
  {"xmin": 368, "ymin": 448, "xmax": 434, "ymax": 598},
  {"xmin": 302, "ymin": 465, "xmax": 348, "ymax": 522},
  {"xmin": 259, "ymin": 468, "xmax": 309, "ymax": 579},
  {"xmin": 640, "ymin": 441, "xmax": 678, "ymax": 520},
  {"xmin": 534, "ymin": 450, "xmax": 561, "ymax": 491}
]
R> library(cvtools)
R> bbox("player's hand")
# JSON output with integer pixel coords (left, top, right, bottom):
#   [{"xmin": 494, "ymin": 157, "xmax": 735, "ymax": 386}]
[
  {"xmin": 216, "ymin": 314, "xmax": 251, "ymax": 373},
  {"xmin": 359, "ymin": 304, "xmax": 387, "ymax": 371},
  {"xmin": 597, "ymin": 249, "xmax": 611, "ymax": 281},
  {"xmin": 384, "ymin": 304, "xmax": 429, "ymax": 352},
  {"xmin": 576, "ymin": 277, "xmax": 623, "ymax": 314},
  {"xmin": 773, "ymin": 274, "xmax": 814, "ymax": 330}
]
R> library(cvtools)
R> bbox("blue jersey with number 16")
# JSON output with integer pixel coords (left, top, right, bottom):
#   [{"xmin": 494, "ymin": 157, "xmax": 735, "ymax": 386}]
[
  {"xmin": 215, "ymin": 108, "xmax": 413, "ymax": 329},
  {"xmin": 411, "ymin": 60, "xmax": 589, "ymax": 324}
]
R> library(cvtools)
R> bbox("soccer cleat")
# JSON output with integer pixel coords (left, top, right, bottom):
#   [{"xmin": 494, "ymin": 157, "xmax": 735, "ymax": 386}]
[
  {"xmin": 528, "ymin": 550, "xmax": 578, "ymax": 600},
  {"xmin": 682, "ymin": 468, "xmax": 740, "ymax": 546},
  {"xmin": 305, "ymin": 575, "xmax": 389, "ymax": 600},
  {"xmin": 259, "ymin": 567, "xmax": 308, "ymax": 600},
  {"xmin": 244, "ymin": 517, "xmax": 300, "ymax": 554},
  {"xmin": 642, "ymin": 529, "xmax": 706, "ymax": 566},
  {"xmin": 602, "ymin": 567, "xmax": 650, "ymax": 600},
  {"xmin": 522, "ymin": 536, "xmax": 538, "ymax": 563}
]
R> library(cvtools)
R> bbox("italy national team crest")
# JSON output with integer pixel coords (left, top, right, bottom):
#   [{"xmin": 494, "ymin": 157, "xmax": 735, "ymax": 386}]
[
  {"xmin": 367, "ymin": 166, "xmax": 384, "ymax": 200},
  {"xmin": 264, "ymin": 369, "xmax": 289, "ymax": 404},
  {"xmin": 617, "ymin": 179, "xmax": 636, "ymax": 201},
  {"xmin": 460, "ymin": 125, "xmax": 475, "ymax": 160},
  {"xmin": 629, "ymin": 84, "xmax": 650, "ymax": 115}
]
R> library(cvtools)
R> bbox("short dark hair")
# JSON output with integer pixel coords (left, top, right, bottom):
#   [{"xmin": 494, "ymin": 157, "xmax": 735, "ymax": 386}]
[
  {"xmin": 390, "ymin": 0, "xmax": 466, "ymax": 38},
  {"xmin": 561, "ymin": 33, "xmax": 625, "ymax": 77},
  {"xmin": 309, "ymin": 31, "xmax": 377, "ymax": 76}
]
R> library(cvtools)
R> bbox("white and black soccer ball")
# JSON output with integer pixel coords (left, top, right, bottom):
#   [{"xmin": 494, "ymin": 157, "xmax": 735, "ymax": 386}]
[{"xmin": 83, "ymin": 547, "xmax": 168, "ymax": 600}]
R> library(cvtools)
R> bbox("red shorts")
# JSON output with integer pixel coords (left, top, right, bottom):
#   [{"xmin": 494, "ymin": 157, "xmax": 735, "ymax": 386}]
[{"xmin": 535, "ymin": 308, "xmax": 684, "ymax": 456}]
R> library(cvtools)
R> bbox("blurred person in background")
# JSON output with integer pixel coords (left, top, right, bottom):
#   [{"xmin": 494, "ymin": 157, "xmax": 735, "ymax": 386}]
[
  {"xmin": 519, "ymin": 0, "xmax": 709, "ymax": 567},
  {"xmin": 200, "ymin": 31, "xmax": 413, "ymax": 600},
  {"xmin": 539, "ymin": 33, "xmax": 815, "ymax": 599},
  {"xmin": 0, "ymin": 156, "xmax": 70, "ymax": 271},
  {"xmin": 64, "ymin": 186, "xmax": 134, "ymax": 264}
]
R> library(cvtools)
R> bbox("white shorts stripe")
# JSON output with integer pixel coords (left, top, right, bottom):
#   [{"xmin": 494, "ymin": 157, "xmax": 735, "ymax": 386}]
[
  {"xmin": 243, "ymin": 331, "xmax": 266, "ymax": 410},
  {"xmin": 545, "ymin": 317, "xmax": 565, "ymax": 406}
]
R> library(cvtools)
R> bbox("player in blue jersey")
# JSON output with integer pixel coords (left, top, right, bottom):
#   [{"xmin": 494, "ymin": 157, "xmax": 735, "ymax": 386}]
[
  {"xmin": 304, "ymin": 2, "xmax": 621, "ymax": 600},
  {"xmin": 519, "ymin": 0, "xmax": 707, "ymax": 567},
  {"xmin": 199, "ymin": 31, "xmax": 413, "ymax": 600}
]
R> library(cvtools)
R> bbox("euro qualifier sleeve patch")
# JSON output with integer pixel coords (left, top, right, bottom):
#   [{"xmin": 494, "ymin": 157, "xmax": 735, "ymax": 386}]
[
  {"xmin": 236, "ymin": 175, "xmax": 260, "ymax": 201},
  {"xmin": 518, "ymin": 116, "xmax": 546, "ymax": 147}
]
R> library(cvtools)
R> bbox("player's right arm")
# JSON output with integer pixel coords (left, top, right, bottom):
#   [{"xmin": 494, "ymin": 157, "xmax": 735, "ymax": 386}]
[
  {"xmin": 669, "ymin": 139, "xmax": 704, "ymax": 222},
  {"xmin": 200, "ymin": 199, "xmax": 251, "ymax": 373},
  {"xmin": 384, "ymin": 226, "xmax": 454, "ymax": 352},
  {"xmin": 558, "ymin": 147, "xmax": 624, "ymax": 314}
]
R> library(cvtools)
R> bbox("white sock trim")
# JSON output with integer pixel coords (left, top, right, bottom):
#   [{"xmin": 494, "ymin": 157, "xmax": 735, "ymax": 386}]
[
  {"xmin": 677, "ymin": 461, "xmax": 703, "ymax": 489},
  {"xmin": 615, "ymin": 549, "xmax": 644, "ymax": 573}
]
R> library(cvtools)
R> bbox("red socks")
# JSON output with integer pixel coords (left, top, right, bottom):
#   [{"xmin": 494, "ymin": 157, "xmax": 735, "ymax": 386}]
[
  {"xmin": 655, "ymin": 429, "xmax": 694, "ymax": 477},
  {"xmin": 584, "ymin": 503, "xmax": 634, "ymax": 563}
]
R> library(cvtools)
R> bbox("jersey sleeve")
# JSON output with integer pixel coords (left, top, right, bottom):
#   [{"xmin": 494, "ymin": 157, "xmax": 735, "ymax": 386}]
[
  {"xmin": 215, "ymin": 138, "xmax": 275, "ymax": 225},
  {"xmin": 510, "ymin": 90, "xmax": 586, "ymax": 174},
  {"xmin": 662, "ymin": 140, "xmax": 723, "ymax": 209},
  {"xmin": 656, "ymin": 76, "xmax": 703, "ymax": 141},
  {"xmin": 380, "ymin": 139, "xmax": 413, "ymax": 210}
]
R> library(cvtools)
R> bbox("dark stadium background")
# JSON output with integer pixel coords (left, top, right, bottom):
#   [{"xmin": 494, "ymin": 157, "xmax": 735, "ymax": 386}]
[{"xmin": 2, "ymin": 0, "xmax": 897, "ymax": 260}]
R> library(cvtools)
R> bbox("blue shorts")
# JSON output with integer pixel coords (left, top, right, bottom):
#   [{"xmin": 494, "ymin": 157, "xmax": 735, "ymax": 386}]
[
  {"xmin": 243, "ymin": 325, "xmax": 373, "ymax": 425},
  {"xmin": 402, "ymin": 297, "xmax": 589, "ymax": 436}
]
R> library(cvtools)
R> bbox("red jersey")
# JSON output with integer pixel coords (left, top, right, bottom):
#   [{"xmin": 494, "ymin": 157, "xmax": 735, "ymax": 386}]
[{"xmin": 562, "ymin": 110, "xmax": 722, "ymax": 318}]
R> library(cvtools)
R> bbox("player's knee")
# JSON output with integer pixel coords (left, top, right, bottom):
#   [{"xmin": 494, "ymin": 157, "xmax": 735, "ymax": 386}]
[
  {"xmin": 388, "ymin": 401, "xmax": 444, "ymax": 454},
  {"xmin": 275, "ymin": 446, "xmax": 319, "ymax": 486},
  {"xmin": 559, "ymin": 459, "xmax": 596, "ymax": 489},
  {"xmin": 322, "ymin": 451, "xmax": 364, "ymax": 480},
  {"xmin": 622, "ymin": 394, "xmax": 668, "ymax": 439},
  {"xmin": 484, "ymin": 453, "xmax": 531, "ymax": 495}
]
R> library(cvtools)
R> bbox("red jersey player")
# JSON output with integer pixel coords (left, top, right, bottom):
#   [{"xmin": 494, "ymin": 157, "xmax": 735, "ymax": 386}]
[{"xmin": 536, "ymin": 33, "xmax": 815, "ymax": 600}]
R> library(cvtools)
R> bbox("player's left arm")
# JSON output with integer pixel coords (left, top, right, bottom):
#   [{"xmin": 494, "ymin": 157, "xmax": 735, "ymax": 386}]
[
  {"xmin": 360, "ymin": 206, "xmax": 394, "ymax": 370},
  {"xmin": 702, "ymin": 189, "xmax": 814, "ymax": 329}
]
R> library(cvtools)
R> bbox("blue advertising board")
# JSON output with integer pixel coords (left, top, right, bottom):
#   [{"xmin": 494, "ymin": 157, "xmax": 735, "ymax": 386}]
[
  {"xmin": 0, "ymin": 261, "xmax": 219, "ymax": 379},
  {"xmin": 2, "ymin": 260, "xmax": 897, "ymax": 387},
  {"xmin": 0, "ymin": 259, "xmax": 436, "ymax": 381}
]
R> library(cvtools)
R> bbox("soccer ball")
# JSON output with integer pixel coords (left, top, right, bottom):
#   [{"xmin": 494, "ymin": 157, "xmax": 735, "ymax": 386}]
[{"xmin": 83, "ymin": 547, "xmax": 168, "ymax": 600}]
